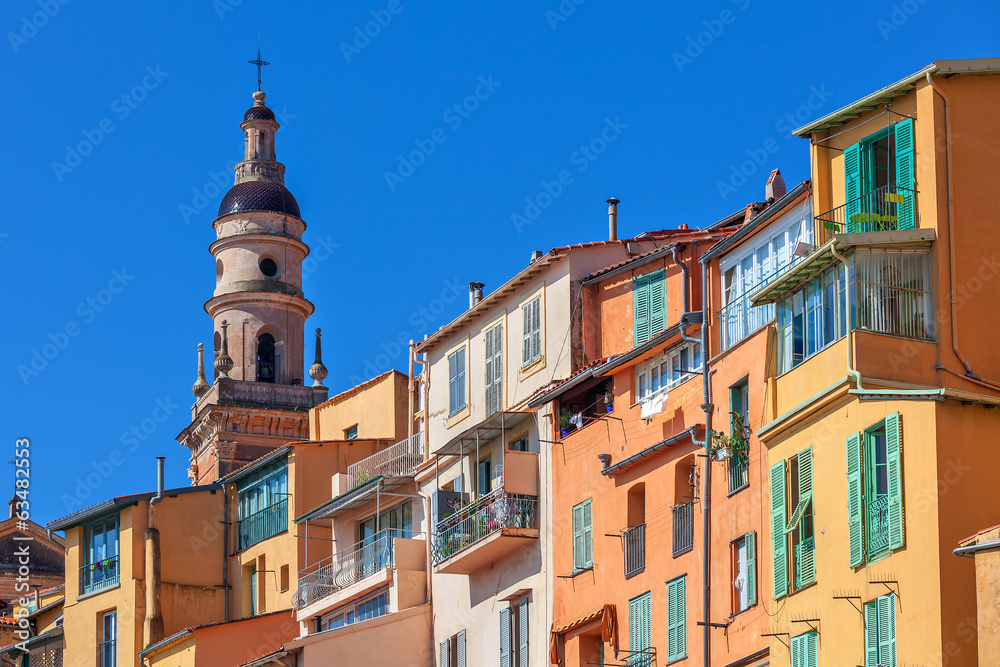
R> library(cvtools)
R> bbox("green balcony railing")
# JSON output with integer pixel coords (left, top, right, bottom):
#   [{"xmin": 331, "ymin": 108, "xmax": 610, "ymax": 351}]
[
  {"xmin": 816, "ymin": 185, "xmax": 917, "ymax": 244},
  {"xmin": 80, "ymin": 555, "xmax": 120, "ymax": 595},
  {"xmin": 867, "ymin": 495, "xmax": 890, "ymax": 556},
  {"xmin": 238, "ymin": 498, "xmax": 288, "ymax": 550}
]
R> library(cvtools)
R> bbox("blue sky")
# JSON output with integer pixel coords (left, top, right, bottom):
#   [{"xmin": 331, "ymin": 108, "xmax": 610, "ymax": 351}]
[{"xmin": 4, "ymin": 0, "xmax": 998, "ymax": 523}]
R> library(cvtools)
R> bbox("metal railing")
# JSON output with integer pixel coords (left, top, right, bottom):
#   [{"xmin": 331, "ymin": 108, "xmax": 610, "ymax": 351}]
[
  {"xmin": 80, "ymin": 555, "xmax": 120, "ymax": 595},
  {"xmin": 728, "ymin": 458, "xmax": 749, "ymax": 494},
  {"xmin": 292, "ymin": 527, "xmax": 407, "ymax": 610},
  {"xmin": 815, "ymin": 185, "xmax": 918, "ymax": 244},
  {"xmin": 432, "ymin": 487, "xmax": 537, "ymax": 564},
  {"xmin": 719, "ymin": 278, "xmax": 776, "ymax": 352},
  {"xmin": 99, "ymin": 639, "xmax": 115, "ymax": 667},
  {"xmin": 868, "ymin": 495, "xmax": 890, "ymax": 555},
  {"xmin": 29, "ymin": 649, "xmax": 64, "ymax": 667},
  {"xmin": 855, "ymin": 250, "xmax": 933, "ymax": 340},
  {"xmin": 623, "ymin": 524, "xmax": 645, "ymax": 578},
  {"xmin": 238, "ymin": 498, "xmax": 288, "ymax": 550},
  {"xmin": 346, "ymin": 433, "xmax": 424, "ymax": 490},
  {"xmin": 672, "ymin": 502, "xmax": 694, "ymax": 557}
]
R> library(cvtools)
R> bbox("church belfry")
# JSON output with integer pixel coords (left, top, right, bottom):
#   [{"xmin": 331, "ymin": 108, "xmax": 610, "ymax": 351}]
[{"xmin": 177, "ymin": 65, "xmax": 329, "ymax": 485}]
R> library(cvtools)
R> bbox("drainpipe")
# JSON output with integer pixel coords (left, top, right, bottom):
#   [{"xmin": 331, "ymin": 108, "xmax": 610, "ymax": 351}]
[
  {"xmin": 144, "ymin": 458, "xmax": 166, "ymax": 647},
  {"xmin": 671, "ymin": 245, "xmax": 689, "ymax": 313}
]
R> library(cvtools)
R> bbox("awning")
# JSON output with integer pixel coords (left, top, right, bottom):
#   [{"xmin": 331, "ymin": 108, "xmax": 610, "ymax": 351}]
[
  {"xmin": 295, "ymin": 475, "xmax": 412, "ymax": 523},
  {"xmin": 550, "ymin": 604, "xmax": 619, "ymax": 665},
  {"xmin": 434, "ymin": 411, "xmax": 533, "ymax": 457}
]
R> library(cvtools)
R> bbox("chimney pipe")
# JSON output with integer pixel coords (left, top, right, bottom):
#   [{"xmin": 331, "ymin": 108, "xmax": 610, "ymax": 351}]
[
  {"xmin": 606, "ymin": 197, "xmax": 620, "ymax": 241},
  {"xmin": 468, "ymin": 282, "xmax": 485, "ymax": 309},
  {"xmin": 153, "ymin": 457, "xmax": 165, "ymax": 505},
  {"xmin": 530, "ymin": 250, "xmax": 543, "ymax": 264},
  {"xmin": 145, "ymin": 457, "xmax": 165, "ymax": 647}
]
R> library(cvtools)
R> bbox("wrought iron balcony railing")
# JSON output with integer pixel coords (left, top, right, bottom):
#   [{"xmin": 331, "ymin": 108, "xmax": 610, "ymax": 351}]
[
  {"xmin": 815, "ymin": 185, "xmax": 918, "ymax": 244},
  {"xmin": 292, "ymin": 527, "xmax": 408, "ymax": 610},
  {"xmin": 346, "ymin": 433, "xmax": 424, "ymax": 490},
  {"xmin": 80, "ymin": 555, "xmax": 120, "ymax": 595},
  {"xmin": 672, "ymin": 501, "xmax": 694, "ymax": 557},
  {"xmin": 623, "ymin": 523, "xmax": 645, "ymax": 578},
  {"xmin": 238, "ymin": 498, "xmax": 288, "ymax": 550},
  {"xmin": 432, "ymin": 487, "xmax": 537, "ymax": 564}
]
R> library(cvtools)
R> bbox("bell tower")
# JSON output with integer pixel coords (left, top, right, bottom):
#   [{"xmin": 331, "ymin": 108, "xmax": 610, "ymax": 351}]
[{"xmin": 177, "ymin": 68, "xmax": 330, "ymax": 485}]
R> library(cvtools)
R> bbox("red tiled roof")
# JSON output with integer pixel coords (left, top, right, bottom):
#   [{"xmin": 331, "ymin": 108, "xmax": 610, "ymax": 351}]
[
  {"xmin": 958, "ymin": 523, "xmax": 1000, "ymax": 546},
  {"xmin": 583, "ymin": 230, "xmax": 735, "ymax": 283}
]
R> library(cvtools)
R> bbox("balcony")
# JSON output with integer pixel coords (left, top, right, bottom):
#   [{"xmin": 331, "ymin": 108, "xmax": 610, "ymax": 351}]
[
  {"xmin": 623, "ymin": 524, "xmax": 645, "ymax": 578},
  {"xmin": 194, "ymin": 377, "xmax": 327, "ymax": 415},
  {"xmin": 345, "ymin": 434, "xmax": 424, "ymax": 490},
  {"xmin": 815, "ymin": 185, "xmax": 918, "ymax": 244},
  {"xmin": 432, "ymin": 486, "xmax": 538, "ymax": 574},
  {"xmin": 80, "ymin": 555, "xmax": 120, "ymax": 595},
  {"xmin": 238, "ymin": 498, "xmax": 288, "ymax": 550},
  {"xmin": 672, "ymin": 501, "xmax": 694, "ymax": 557}
]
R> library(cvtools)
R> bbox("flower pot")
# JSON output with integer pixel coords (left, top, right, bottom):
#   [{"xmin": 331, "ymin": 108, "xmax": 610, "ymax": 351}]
[
  {"xmin": 715, "ymin": 447, "xmax": 730, "ymax": 462},
  {"xmin": 561, "ymin": 427, "xmax": 570, "ymax": 438},
  {"xmin": 606, "ymin": 404, "xmax": 613, "ymax": 413}
]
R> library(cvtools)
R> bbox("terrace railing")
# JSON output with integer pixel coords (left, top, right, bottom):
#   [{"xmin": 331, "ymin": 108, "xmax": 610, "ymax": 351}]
[
  {"xmin": 80, "ymin": 555, "xmax": 120, "ymax": 595},
  {"xmin": 623, "ymin": 523, "xmax": 646, "ymax": 578},
  {"xmin": 346, "ymin": 433, "xmax": 424, "ymax": 490},
  {"xmin": 815, "ymin": 185, "xmax": 917, "ymax": 244},
  {"xmin": 432, "ymin": 487, "xmax": 537, "ymax": 564},
  {"xmin": 672, "ymin": 501, "xmax": 695, "ymax": 557},
  {"xmin": 238, "ymin": 498, "xmax": 288, "ymax": 550}
]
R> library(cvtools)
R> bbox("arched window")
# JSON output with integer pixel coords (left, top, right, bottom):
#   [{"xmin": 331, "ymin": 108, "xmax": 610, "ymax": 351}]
[{"xmin": 257, "ymin": 333, "xmax": 275, "ymax": 383}]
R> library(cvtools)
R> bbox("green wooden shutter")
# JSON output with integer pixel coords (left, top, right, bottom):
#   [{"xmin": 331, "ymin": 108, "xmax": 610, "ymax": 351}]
[
  {"xmin": 845, "ymin": 142, "xmax": 863, "ymax": 231},
  {"xmin": 440, "ymin": 639, "xmax": 450, "ymax": 667},
  {"xmin": 797, "ymin": 447, "xmax": 815, "ymax": 587},
  {"xmin": 456, "ymin": 630, "xmax": 466, "ymax": 667},
  {"xmin": 770, "ymin": 461, "xmax": 788, "ymax": 599},
  {"xmin": 666, "ymin": 577, "xmax": 685, "ymax": 662},
  {"xmin": 518, "ymin": 598, "xmax": 529, "ymax": 667},
  {"xmin": 633, "ymin": 274, "xmax": 651, "ymax": 345},
  {"xmin": 847, "ymin": 432, "xmax": 864, "ymax": 567},
  {"xmin": 572, "ymin": 504, "xmax": 583, "ymax": 570},
  {"xmin": 879, "ymin": 594, "xmax": 897, "ymax": 667},
  {"xmin": 630, "ymin": 592, "xmax": 652, "ymax": 659},
  {"xmin": 745, "ymin": 531, "xmax": 756, "ymax": 606},
  {"xmin": 649, "ymin": 270, "xmax": 666, "ymax": 337},
  {"xmin": 583, "ymin": 499, "xmax": 593, "ymax": 567},
  {"xmin": 894, "ymin": 119, "xmax": 916, "ymax": 230},
  {"xmin": 864, "ymin": 601, "xmax": 878, "ymax": 667},
  {"xmin": 790, "ymin": 634, "xmax": 802, "ymax": 667},
  {"xmin": 499, "ymin": 608, "xmax": 511, "ymax": 667},
  {"xmin": 885, "ymin": 412, "xmax": 904, "ymax": 550},
  {"xmin": 806, "ymin": 631, "xmax": 817, "ymax": 667},
  {"xmin": 792, "ymin": 632, "xmax": 818, "ymax": 667}
]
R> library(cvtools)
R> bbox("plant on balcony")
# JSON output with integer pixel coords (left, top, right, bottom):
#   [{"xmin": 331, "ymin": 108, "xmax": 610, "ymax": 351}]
[
  {"xmin": 708, "ymin": 414, "xmax": 750, "ymax": 468},
  {"xmin": 603, "ymin": 383, "xmax": 614, "ymax": 413},
  {"xmin": 355, "ymin": 469, "xmax": 373, "ymax": 487},
  {"xmin": 560, "ymin": 408, "xmax": 574, "ymax": 437}
]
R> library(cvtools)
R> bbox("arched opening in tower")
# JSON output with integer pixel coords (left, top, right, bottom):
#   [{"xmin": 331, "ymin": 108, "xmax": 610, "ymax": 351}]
[{"xmin": 257, "ymin": 333, "xmax": 276, "ymax": 383}]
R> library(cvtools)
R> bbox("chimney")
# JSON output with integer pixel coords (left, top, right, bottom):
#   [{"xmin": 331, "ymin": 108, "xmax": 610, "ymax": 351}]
[
  {"xmin": 766, "ymin": 169, "xmax": 786, "ymax": 201},
  {"xmin": 530, "ymin": 250, "xmax": 543, "ymax": 263},
  {"xmin": 144, "ymin": 457, "xmax": 165, "ymax": 647},
  {"xmin": 468, "ymin": 282, "xmax": 485, "ymax": 308},
  {"xmin": 606, "ymin": 197, "xmax": 620, "ymax": 241}
]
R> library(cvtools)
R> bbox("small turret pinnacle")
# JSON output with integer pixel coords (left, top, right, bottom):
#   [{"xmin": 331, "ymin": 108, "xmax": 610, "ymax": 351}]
[
  {"xmin": 214, "ymin": 320, "xmax": 234, "ymax": 379},
  {"xmin": 192, "ymin": 343, "xmax": 210, "ymax": 397},
  {"xmin": 308, "ymin": 328, "xmax": 328, "ymax": 388}
]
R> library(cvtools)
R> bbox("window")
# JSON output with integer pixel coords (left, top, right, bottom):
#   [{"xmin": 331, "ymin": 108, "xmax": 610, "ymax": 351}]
[
  {"xmin": 358, "ymin": 501, "xmax": 413, "ymax": 553},
  {"xmin": 727, "ymin": 382, "xmax": 750, "ymax": 494},
  {"xmin": 100, "ymin": 611, "xmax": 116, "ymax": 667},
  {"xmin": 82, "ymin": 515, "xmax": 120, "ymax": 594},
  {"xmin": 845, "ymin": 119, "xmax": 915, "ymax": 232},
  {"xmin": 775, "ymin": 264, "xmax": 849, "ymax": 374},
  {"xmin": 665, "ymin": 576, "xmax": 686, "ymax": 663},
  {"xmin": 509, "ymin": 437, "xmax": 529, "ymax": 452},
  {"xmin": 249, "ymin": 564, "xmax": 258, "ymax": 615},
  {"xmin": 259, "ymin": 257, "xmax": 278, "ymax": 277},
  {"xmin": 848, "ymin": 413, "xmax": 904, "ymax": 567},
  {"xmin": 345, "ymin": 425, "xmax": 358, "ymax": 440},
  {"xmin": 477, "ymin": 458, "xmax": 493, "ymax": 497},
  {"xmin": 790, "ymin": 631, "xmax": 817, "ymax": 667},
  {"xmin": 632, "ymin": 269, "xmax": 665, "ymax": 346},
  {"xmin": 635, "ymin": 341, "xmax": 702, "ymax": 401},
  {"xmin": 628, "ymin": 591, "xmax": 652, "ymax": 667},
  {"xmin": 854, "ymin": 248, "xmax": 933, "ymax": 340},
  {"xmin": 256, "ymin": 333, "xmax": 276, "ymax": 383},
  {"xmin": 719, "ymin": 202, "xmax": 813, "ymax": 351},
  {"xmin": 770, "ymin": 446, "xmax": 814, "ymax": 599},
  {"xmin": 485, "ymin": 322, "xmax": 504, "ymax": 415},
  {"xmin": 572, "ymin": 499, "xmax": 593, "ymax": 571},
  {"xmin": 500, "ymin": 597, "xmax": 529, "ymax": 667},
  {"xmin": 279, "ymin": 564, "xmax": 289, "ymax": 592},
  {"xmin": 521, "ymin": 297, "xmax": 542, "ymax": 367},
  {"xmin": 448, "ymin": 348, "xmax": 467, "ymax": 416},
  {"xmin": 440, "ymin": 630, "xmax": 466, "ymax": 667},
  {"xmin": 324, "ymin": 589, "xmax": 391, "ymax": 630},
  {"xmin": 731, "ymin": 532, "xmax": 756, "ymax": 614},
  {"xmin": 864, "ymin": 593, "xmax": 896, "ymax": 667},
  {"xmin": 237, "ymin": 462, "xmax": 289, "ymax": 550}
]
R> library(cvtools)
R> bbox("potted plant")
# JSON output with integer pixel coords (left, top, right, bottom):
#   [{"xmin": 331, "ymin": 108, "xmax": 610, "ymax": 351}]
[
  {"xmin": 560, "ymin": 409, "xmax": 574, "ymax": 437},
  {"xmin": 603, "ymin": 383, "xmax": 614, "ymax": 413},
  {"xmin": 708, "ymin": 414, "xmax": 751, "ymax": 467}
]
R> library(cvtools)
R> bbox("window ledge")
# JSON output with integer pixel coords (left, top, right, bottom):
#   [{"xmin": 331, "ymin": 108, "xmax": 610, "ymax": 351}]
[
  {"xmin": 727, "ymin": 482, "xmax": 750, "ymax": 498},
  {"xmin": 518, "ymin": 356, "xmax": 546, "ymax": 382},
  {"xmin": 76, "ymin": 582, "xmax": 120, "ymax": 602},
  {"xmin": 445, "ymin": 405, "xmax": 471, "ymax": 429},
  {"xmin": 558, "ymin": 566, "xmax": 594, "ymax": 579}
]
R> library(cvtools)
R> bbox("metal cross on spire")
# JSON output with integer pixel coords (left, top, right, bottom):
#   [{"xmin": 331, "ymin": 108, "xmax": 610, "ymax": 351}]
[{"xmin": 248, "ymin": 46, "xmax": 270, "ymax": 91}]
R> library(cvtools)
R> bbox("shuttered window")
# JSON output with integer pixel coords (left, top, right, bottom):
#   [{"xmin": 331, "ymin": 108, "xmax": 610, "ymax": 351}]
[
  {"xmin": 894, "ymin": 119, "xmax": 915, "ymax": 229},
  {"xmin": 448, "ymin": 348, "xmax": 466, "ymax": 416},
  {"xmin": 572, "ymin": 499, "xmax": 593, "ymax": 571},
  {"xmin": 848, "ymin": 413, "xmax": 904, "ymax": 567},
  {"xmin": 666, "ymin": 576, "xmax": 686, "ymax": 663},
  {"xmin": 484, "ymin": 323, "xmax": 503, "ymax": 416},
  {"xmin": 733, "ymin": 531, "xmax": 757, "ymax": 613},
  {"xmin": 501, "ymin": 599, "xmax": 530, "ymax": 667},
  {"xmin": 845, "ymin": 119, "xmax": 916, "ymax": 233},
  {"xmin": 770, "ymin": 460, "xmax": 788, "ymax": 599},
  {"xmin": 500, "ymin": 608, "xmax": 511, "ymax": 667},
  {"xmin": 440, "ymin": 639, "xmax": 449, "ymax": 667},
  {"xmin": 521, "ymin": 297, "xmax": 542, "ymax": 368},
  {"xmin": 518, "ymin": 598, "xmax": 529, "ymax": 667},
  {"xmin": 864, "ymin": 593, "xmax": 896, "ymax": 667},
  {"xmin": 628, "ymin": 591, "xmax": 652, "ymax": 666},
  {"xmin": 791, "ymin": 631, "xmax": 817, "ymax": 667},
  {"xmin": 794, "ymin": 447, "xmax": 815, "ymax": 588},
  {"xmin": 632, "ymin": 269, "xmax": 666, "ymax": 346}
]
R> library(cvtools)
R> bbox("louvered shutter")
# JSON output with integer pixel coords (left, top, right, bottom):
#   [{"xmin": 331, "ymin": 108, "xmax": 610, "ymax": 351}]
[
  {"xmin": 674, "ymin": 576, "xmax": 686, "ymax": 660},
  {"xmin": 805, "ymin": 631, "xmax": 817, "ymax": 667},
  {"xmin": 583, "ymin": 499, "xmax": 593, "ymax": 567},
  {"xmin": 518, "ymin": 598, "xmax": 528, "ymax": 667},
  {"xmin": 865, "ymin": 601, "xmax": 879, "ymax": 667},
  {"xmin": 629, "ymin": 594, "xmax": 640, "ymax": 660},
  {"xmin": 879, "ymin": 594, "xmax": 896, "ymax": 667},
  {"xmin": 885, "ymin": 412, "xmax": 904, "ymax": 550},
  {"xmin": 633, "ymin": 275, "xmax": 651, "ymax": 346},
  {"xmin": 440, "ymin": 639, "xmax": 450, "ymax": 667},
  {"xmin": 485, "ymin": 326, "xmax": 495, "ymax": 415},
  {"xmin": 745, "ymin": 531, "xmax": 756, "ymax": 606},
  {"xmin": 456, "ymin": 630, "xmax": 466, "ymax": 667},
  {"xmin": 500, "ymin": 608, "xmax": 511, "ymax": 667},
  {"xmin": 847, "ymin": 432, "xmax": 864, "ymax": 567},
  {"xmin": 649, "ymin": 270, "xmax": 666, "ymax": 337},
  {"xmin": 448, "ymin": 353, "xmax": 458, "ymax": 416},
  {"xmin": 531, "ymin": 298, "xmax": 541, "ymax": 363},
  {"xmin": 457, "ymin": 350, "xmax": 466, "ymax": 412},
  {"xmin": 894, "ymin": 119, "xmax": 915, "ymax": 230},
  {"xmin": 572, "ymin": 504, "xmax": 584, "ymax": 570},
  {"xmin": 522, "ymin": 302, "xmax": 532, "ymax": 366},
  {"xmin": 797, "ymin": 447, "xmax": 815, "ymax": 587},
  {"xmin": 770, "ymin": 461, "xmax": 788, "ymax": 599},
  {"xmin": 845, "ymin": 142, "xmax": 863, "ymax": 232},
  {"xmin": 790, "ymin": 634, "xmax": 803, "ymax": 667}
]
